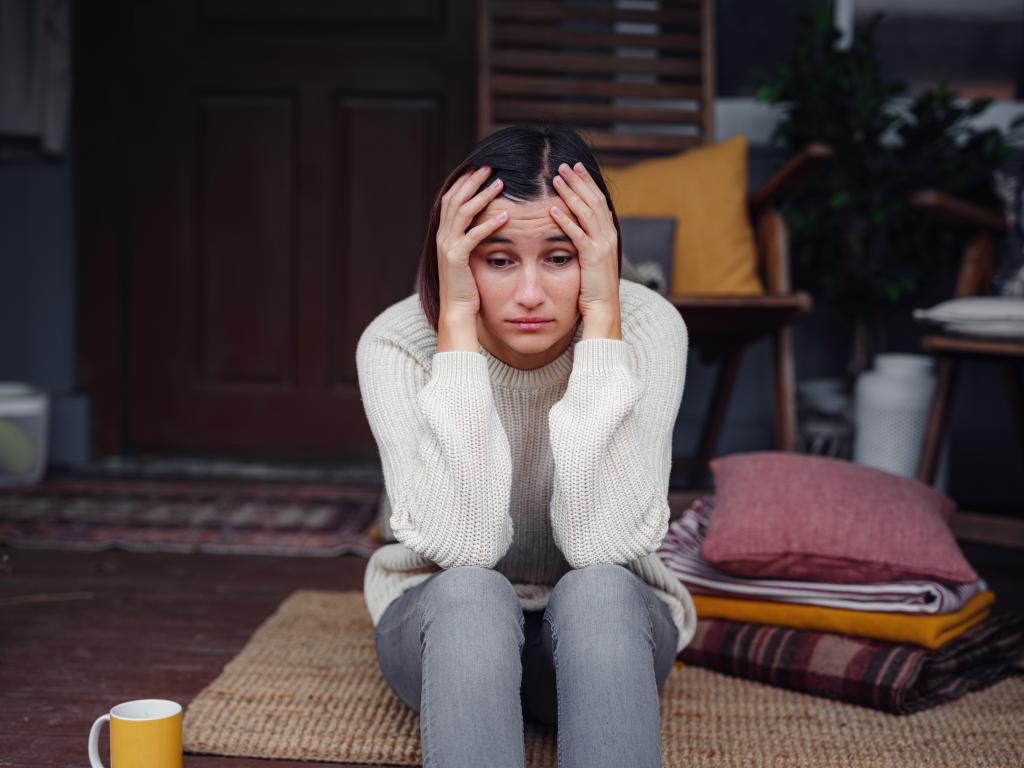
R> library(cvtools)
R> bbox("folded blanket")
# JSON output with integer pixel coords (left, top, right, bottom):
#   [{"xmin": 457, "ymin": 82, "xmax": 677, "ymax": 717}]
[
  {"xmin": 678, "ymin": 609, "xmax": 1024, "ymax": 714},
  {"xmin": 691, "ymin": 589, "xmax": 995, "ymax": 649},
  {"xmin": 658, "ymin": 495, "xmax": 986, "ymax": 613}
]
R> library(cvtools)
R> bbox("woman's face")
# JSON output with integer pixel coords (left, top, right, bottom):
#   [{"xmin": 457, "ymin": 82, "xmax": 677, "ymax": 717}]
[{"xmin": 468, "ymin": 194, "xmax": 583, "ymax": 370}]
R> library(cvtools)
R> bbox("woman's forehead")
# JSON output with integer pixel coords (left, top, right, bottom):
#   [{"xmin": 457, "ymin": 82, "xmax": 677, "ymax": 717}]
[{"xmin": 472, "ymin": 195, "xmax": 576, "ymax": 238}]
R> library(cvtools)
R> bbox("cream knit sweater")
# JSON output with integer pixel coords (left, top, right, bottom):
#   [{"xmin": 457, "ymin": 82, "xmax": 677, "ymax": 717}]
[{"xmin": 356, "ymin": 278, "xmax": 698, "ymax": 654}]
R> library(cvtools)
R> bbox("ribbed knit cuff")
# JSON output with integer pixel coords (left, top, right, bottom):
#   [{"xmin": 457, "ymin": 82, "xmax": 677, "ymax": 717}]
[
  {"xmin": 572, "ymin": 338, "xmax": 631, "ymax": 373},
  {"xmin": 429, "ymin": 350, "xmax": 490, "ymax": 387}
]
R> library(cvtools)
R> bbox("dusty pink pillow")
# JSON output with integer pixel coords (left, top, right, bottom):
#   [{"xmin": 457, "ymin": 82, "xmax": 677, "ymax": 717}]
[{"xmin": 699, "ymin": 451, "xmax": 978, "ymax": 586}]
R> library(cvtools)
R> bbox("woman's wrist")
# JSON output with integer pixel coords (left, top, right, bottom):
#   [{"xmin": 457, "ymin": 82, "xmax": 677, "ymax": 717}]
[
  {"xmin": 437, "ymin": 312, "xmax": 479, "ymax": 353},
  {"xmin": 580, "ymin": 309, "xmax": 622, "ymax": 341}
]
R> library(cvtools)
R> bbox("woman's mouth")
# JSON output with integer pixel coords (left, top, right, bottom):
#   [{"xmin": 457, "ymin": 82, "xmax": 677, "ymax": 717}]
[{"xmin": 508, "ymin": 319, "xmax": 553, "ymax": 331}]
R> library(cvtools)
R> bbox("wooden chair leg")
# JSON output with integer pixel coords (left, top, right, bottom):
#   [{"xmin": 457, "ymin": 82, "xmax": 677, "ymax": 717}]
[
  {"xmin": 773, "ymin": 325, "xmax": 798, "ymax": 451},
  {"xmin": 690, "ymin": 347, "xmax": 743, "ymax": 489},
  {"xmin": 917, "ymin": 357, "xmax": 958, "ymax": 484},
  {"xmin": 1002, "ymin": 360, "xmax": 1024, "ymax": 456}
]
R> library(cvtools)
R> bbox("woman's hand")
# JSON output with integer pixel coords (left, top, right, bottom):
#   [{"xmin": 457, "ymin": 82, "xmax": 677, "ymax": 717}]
[
  {"xmin": 435, "ymin": 165, "xmax": 507, "ymax": 351},
  {"xmin": 549, "ymin": 161, "xmax": 621, "ymax": 339}
]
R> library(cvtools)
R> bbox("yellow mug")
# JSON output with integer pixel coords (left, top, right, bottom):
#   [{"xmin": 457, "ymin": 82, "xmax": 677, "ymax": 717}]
[{"xmin": 88, "ymin": 699, "xmax": 183, "ymax": 768}]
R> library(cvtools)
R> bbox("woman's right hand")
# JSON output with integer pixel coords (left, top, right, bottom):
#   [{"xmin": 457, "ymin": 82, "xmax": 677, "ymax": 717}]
[{"xmin": 436, "ymin": 165, "xmax": 507, "ymax": 332}]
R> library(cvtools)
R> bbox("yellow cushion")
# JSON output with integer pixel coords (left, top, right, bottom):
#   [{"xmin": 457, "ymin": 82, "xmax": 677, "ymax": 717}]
[{"xmin": 602, "ymin": 134, "xmax": 764, "ymax": 295}]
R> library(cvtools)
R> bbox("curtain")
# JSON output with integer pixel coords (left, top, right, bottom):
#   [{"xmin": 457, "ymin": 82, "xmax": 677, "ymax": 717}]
[{"xmin": 0, "ymin": 0, "xmax": 71, "ymax": 158}]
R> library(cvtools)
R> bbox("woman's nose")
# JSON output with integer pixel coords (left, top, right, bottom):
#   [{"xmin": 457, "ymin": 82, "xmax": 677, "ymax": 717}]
[{"xmin": 514, "ymin": 268, "xmax": 546, "ymax": 304}]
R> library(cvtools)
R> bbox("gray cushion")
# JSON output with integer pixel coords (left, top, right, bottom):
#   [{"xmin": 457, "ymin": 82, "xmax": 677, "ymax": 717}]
[{"xmin": 618, "ymin": 216, "xmax": 676, "ymax": 294}]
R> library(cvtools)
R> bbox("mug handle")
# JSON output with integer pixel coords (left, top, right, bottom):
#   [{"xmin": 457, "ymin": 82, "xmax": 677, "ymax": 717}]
[{"xmin": 88, "ymin": 714, "xmax": 110, "ymax": 768}]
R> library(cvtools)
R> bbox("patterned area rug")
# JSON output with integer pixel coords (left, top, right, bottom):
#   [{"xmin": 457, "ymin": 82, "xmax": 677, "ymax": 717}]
[
  {"xmin": 183, "ymin": 590, "xmax": 1024, "ymax": 768},
  {"xmin": 0, "ymin": 473, "xmax": 384, "ymax": 557},
  {"xmin": 68, "ymin": 454, "xmax": 386, "ymax": 484}
]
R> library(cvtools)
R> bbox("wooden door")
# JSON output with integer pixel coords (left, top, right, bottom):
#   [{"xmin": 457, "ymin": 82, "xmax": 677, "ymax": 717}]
[{"xmin": 78, "ymin": 0, "xmax": 478, "ymax": 459}]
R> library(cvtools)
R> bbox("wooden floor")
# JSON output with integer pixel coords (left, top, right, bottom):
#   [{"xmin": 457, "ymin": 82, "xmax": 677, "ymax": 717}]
[{"xmin": 1, "ymin": 538, "xmax": 1022, "ymax": 767}]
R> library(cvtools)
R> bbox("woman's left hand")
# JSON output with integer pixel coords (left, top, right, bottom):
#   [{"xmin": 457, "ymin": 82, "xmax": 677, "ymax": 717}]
[{"xmin": 549, "ymin": 161, "xmax": 621, "ymax": 333}]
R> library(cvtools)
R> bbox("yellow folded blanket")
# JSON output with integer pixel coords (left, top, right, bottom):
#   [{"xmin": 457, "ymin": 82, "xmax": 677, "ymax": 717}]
[{"xmin": 691, "ymin": 590, "xmax": 995, "ymax": 650}]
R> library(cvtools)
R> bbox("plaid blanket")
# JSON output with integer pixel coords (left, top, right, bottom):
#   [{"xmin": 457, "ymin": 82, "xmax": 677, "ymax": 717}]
[{"xmin": 678, "ymin": 609, "xmax": 1024, "ymax": 714}]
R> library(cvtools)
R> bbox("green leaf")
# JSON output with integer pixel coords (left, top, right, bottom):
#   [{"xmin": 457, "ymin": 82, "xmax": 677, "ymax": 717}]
[
  {"xmin": 753, "ymin": 5, "xmax": 1017, "ymax": 318},
  {"xmin": 829, "ymin": 192, "xmax": 849, "ymax": 210}
]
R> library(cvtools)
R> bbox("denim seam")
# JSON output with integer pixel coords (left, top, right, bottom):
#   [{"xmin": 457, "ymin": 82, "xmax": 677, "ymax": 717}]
[
  {"xmin": 636, "ymin": 582, "xmax": 658, "ymax": 661},
  {"xmin": 415, "ymin": 598, "xmax": 436, "ymax": 768},
  {"xmin": 544, "ymin": 613, "xmax": 564, "ymax": 768},
  {"xmin": 374, "ymin": 627, "xmax": 404, "ymax": 705}
]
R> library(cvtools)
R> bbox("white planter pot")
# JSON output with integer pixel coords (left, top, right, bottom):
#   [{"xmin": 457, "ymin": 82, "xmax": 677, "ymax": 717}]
[
  {"xmin": 853, "ymin": 354, "xmax": 950, "ymax": 491},
  {"xmin": 0, "ymin": 382, "xmax": 49, "ymax": 486}
]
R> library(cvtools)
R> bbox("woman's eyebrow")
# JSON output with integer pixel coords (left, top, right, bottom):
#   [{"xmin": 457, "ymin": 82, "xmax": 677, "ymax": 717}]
[{"xmin": 483, "ymin": 234, "xmax": 572, "ymax": 244}]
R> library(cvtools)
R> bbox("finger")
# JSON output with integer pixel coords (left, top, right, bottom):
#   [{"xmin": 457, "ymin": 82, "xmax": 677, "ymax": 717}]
[
  {"xmin": 560, "ymin": 162, "xmax": 614, "ymax": 240},
  {"xmin": 557, "ymin": 162, "xmax": 603, "ymax": 211},
  {"xmin": 441, "ymin": 166, "xmax": 492, "ymax": 232},
  {"xmin": 572, "ymin": 162, "xmax": 610, "ymax": 212},
  {"xmin": 440, "ymin": 169, "xmax": 475, "ymax": 221},
  {"xmin": 552, "ymin": 173, "xmax": 598, "ymax": 237},
  {"xmin": 444, "ymin": 166, "xmax": 485, "ymax": 203},
  {"xmin": 548, "ymin": 204, "xmax": 586, "ymax": 247},
  {"xmin": 452, "ymin": 178, "xmax": 504, "ymax": 242},
  {"xmin": 449, "ymin": 165, "xmax": 494, "ymax": 209},
  {"xmin": 462, "ymin": 210, "xmax": 509, "ymax": 250},
  {"xmin": 439, "ymin": 169, "xmax": 475, "ymax": 237}
]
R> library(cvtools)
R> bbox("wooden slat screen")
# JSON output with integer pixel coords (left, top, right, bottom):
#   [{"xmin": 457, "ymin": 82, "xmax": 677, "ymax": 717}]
[{"xmin": 477, "ymin": 0, "xmax": 714, "ymax": 167}]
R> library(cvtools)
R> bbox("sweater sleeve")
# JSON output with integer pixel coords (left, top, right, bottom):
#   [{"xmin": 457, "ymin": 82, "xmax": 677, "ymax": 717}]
[
  {"xmin": 356, "ymin": 329, "xmax": 514, "ymax": 570},
  {"xmin": 547, "ymin": 300, "xmax": 688, "ymax": 569}
]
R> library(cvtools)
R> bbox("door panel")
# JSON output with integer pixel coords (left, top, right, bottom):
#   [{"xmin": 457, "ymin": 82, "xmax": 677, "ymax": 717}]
[
  {"xmin": 329, "ymin": 97, "xmax": 443, "ymax": 388},
  {"xmin": 103, "ymin": 0, "xmax": 476, "ymax": 459},
  {"xmin": 198, "ymin": 95, "xmax": 295, "ymax": 385}
]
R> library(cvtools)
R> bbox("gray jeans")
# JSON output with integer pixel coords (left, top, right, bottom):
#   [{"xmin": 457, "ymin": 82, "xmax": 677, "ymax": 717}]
[{"xmin": 374, "ymin": 563, "xmax": 679, "ymax": 768}]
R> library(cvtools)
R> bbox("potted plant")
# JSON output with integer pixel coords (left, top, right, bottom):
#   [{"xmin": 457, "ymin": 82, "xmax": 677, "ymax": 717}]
[{"xmin": 755, "ymin": 6, "xmax": 1024, "ymax": 385}]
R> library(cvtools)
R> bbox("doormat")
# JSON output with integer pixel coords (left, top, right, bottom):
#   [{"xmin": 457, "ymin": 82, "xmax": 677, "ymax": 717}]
[
  {"xmin": 182, "ymin": 589, "xmax": 1024, "ymax": 768},
  {"xmin": 0, "ymin": 474, "xmax": 384, "ymax": 557}
]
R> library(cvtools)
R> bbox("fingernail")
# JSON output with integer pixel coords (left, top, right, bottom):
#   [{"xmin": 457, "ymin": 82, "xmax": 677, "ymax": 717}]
[
  {"xmin": 490, "ymin": 178, "xmax": 502, "ymax": 188},
  {"xmin": 575, "ymin": 162, "xmax": 584, "ymax": 171},
  {"xmin": 550, "ymin": 206, "xmax": 560, "ymax": 216},
  {"xmin": 497, "ymin": 211, "xmax": 507, "ymax": 220}
]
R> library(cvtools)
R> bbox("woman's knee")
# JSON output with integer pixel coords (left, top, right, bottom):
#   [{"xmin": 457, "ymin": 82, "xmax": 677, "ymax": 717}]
[
  {"xmin": 420, "ymin": 566, "xmax": 523, "ymax": 626},
  {"xmin": 545, "ymin": 564, "xmax": 653, "ymax": 646},
  {"xmin": 549, "ymin": 564, "xmax": 645, "ymax": 613}
]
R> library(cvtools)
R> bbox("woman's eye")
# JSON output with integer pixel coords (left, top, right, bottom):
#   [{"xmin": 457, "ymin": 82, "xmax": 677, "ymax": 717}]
[{"xmin": 484, "ymin": 255, "xmax": 576, "ymax": 268}]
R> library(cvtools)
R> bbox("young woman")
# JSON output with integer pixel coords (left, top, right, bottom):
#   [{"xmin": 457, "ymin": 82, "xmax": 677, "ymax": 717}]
[{"xmin": 356, "ymin": 124, "xmax": 697, "ymax": 768}]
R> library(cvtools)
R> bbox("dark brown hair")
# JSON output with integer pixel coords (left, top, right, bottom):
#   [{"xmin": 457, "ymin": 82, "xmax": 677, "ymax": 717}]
[{"xmin": 416, "ymin": 123, "xmax": 623, "ymax": 331}]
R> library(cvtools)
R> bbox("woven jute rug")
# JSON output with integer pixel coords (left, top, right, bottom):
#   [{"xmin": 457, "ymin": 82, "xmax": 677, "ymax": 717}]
[{"xmin": 183, "ymin": 590, "xmax": 1024, "ymax": 768}]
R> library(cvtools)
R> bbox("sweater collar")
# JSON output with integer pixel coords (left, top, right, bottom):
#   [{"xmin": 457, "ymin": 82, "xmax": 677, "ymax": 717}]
[{"xmin": 478, "ymin": 319, "xmax": 585, "ymax": 390}]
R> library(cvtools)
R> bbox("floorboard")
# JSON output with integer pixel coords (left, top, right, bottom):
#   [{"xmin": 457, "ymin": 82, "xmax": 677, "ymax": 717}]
[
  {"xmin": 1, "ymin": 534, "xmax": 1021, "ymax": 766},
  {"xmin": 0, "ymin": 547, "xmax": 381, "ymax": 767}
]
